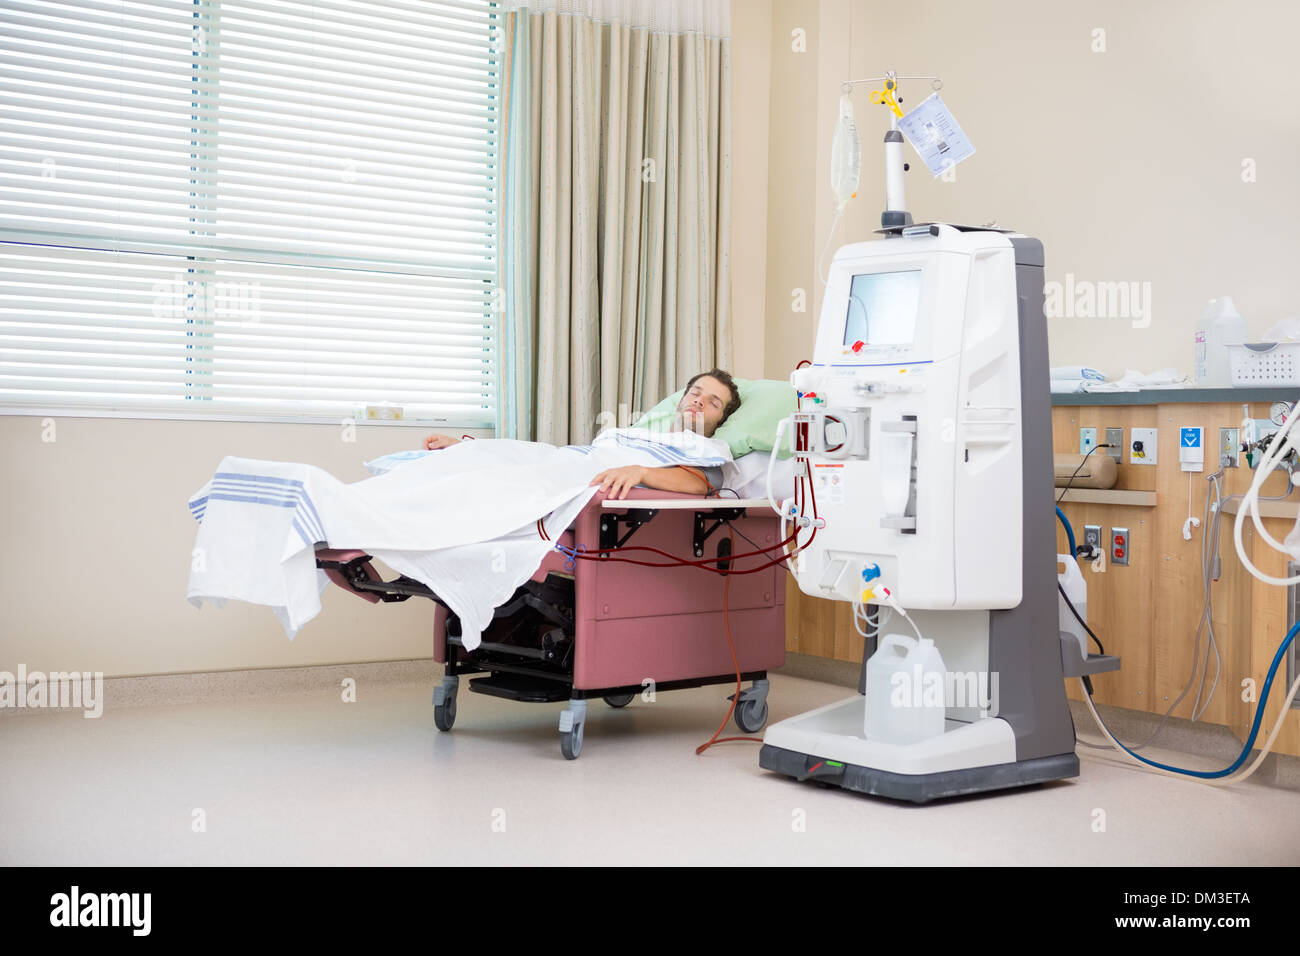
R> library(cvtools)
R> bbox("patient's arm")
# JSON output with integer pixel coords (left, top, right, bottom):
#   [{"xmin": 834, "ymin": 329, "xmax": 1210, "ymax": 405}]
[
  {"xmin": 591, "ymin": 465, "xmax": 711, "ymax": 499},
  {"xmin": 423, "ymin": 433, "xmax": 461, "ymax": 450}
]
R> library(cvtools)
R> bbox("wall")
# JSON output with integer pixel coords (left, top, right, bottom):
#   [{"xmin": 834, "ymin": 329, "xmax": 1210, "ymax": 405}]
[
  {"xmin": 0, "ymin": 414, "xmax": 490, "ymax": 677},
  {"xmin": 764, "ymin": 0, "xmax": 1300, "ymax": 378},
  {"xmin": 727, "ymin": 0, "xmax": 773, "ymax": 380},
  {"xmin": 762, "ymin": 0, "xmax": 821, "ymax": 380}
]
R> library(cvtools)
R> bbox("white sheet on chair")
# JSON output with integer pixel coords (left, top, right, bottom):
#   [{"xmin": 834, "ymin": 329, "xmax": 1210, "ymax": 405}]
[{"xmin": 186, "ymin": 427, "xmax": 731, "ymax": 649}]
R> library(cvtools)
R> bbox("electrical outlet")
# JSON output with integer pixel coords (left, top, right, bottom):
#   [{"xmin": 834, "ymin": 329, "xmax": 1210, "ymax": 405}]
[
  {"xmin": 1129, "ymin": 427, "xmax": 1158, "ymax": 465},
  {"xmin": 1083, "ymin": 524, "xmax": 1102, "ymax": 557},
  {"xmin": 1111, "ymin": 527, "xmax": 1130, "ymax": 566},
  {"xmin": 1079, "ymin": 427, "xmax": 1097, "ymax": 455},
  {"xmin": 1219, "ymin": 427, "xmax": 1239, "ymax": 467},
  {"xmin": 1105, "ymin": 428, "xmax": 1123, "ymax": 462}
]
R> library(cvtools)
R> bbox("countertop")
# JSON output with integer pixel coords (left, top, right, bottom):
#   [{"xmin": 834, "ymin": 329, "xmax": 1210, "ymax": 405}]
[{"xmin": 1051, "ymin": 386, "xmax": 1299, "ymax": 406}]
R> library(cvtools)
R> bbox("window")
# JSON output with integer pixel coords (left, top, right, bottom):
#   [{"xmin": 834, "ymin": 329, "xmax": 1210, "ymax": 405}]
[{"xmin": 0, "ymin": 0, "xmax": 501, "ymax": 426}]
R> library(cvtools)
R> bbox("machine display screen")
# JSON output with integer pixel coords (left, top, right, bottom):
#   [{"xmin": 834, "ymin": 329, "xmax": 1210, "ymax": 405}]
[{"xmin": 843, "ymin": 270, "xmax": 922, "ymax": 347}]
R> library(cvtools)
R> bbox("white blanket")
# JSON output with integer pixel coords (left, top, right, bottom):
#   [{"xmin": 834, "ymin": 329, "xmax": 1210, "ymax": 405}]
[{"xmin": 186, "ymin": 427, "xmax": 731, "ymax": 649}]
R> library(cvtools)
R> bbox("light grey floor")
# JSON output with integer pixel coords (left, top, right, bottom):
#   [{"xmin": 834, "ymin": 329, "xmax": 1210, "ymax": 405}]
[{"xmin": 3, "ymin": 670, "xmax": 1298, "ymax": 866}]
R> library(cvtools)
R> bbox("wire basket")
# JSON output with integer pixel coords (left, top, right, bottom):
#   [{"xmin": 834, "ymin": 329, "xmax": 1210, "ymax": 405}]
[{"xmin": 1229, "ymin": 343, "xmax": 1300, "ymax": 387}]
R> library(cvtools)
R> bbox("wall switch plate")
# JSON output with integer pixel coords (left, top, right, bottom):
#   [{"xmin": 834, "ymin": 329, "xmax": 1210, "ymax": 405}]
[
  {"xmin": 1111, "ymin": 527, "xmax": 1130, "ymax": 566},
  {"xmin": 1079, "ymin": 427, "xmax": 1097, "ymax": 455},
  {"xmin": 1179, "ymin": 426, "xmax": 1204, "ymax": 472},
  {"xmin": 1105, "ymin": 428, "xmax": 1123, "ymax": 462},
  {"xmin": 1219, "ymin": 427, "xmax": 1239, "ymax": 467},
  {"xmin": 1129, "ymin": 427, "xmax": 1158, "ymax": 465}
]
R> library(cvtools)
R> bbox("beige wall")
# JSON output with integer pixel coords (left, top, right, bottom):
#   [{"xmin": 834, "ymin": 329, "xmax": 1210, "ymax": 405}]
[
  {"xmin": 0, "ymin": 415, "xmax": 492, "ymax": 677},
  {"xmin": 763, "ymin": 0, "xmax": 822, "ymax": 380},
  {"xmin": 764, "ymin": 0, "xmax": 1300, "ymax": 377},
  {"xmin": 728, "ymin": 0, "xmax": 773, "ymax": 379}
]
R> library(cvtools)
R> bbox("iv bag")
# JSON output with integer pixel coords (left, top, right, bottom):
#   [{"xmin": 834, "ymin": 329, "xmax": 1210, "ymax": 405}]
[{"xmin": 830, "ymin": 94, "xmax": 860, "ymax": 211}]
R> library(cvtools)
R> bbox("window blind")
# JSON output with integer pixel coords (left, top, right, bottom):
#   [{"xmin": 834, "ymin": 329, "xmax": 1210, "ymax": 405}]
[{"xmin": 0, "ymin": 0, "xmax": 501, "ymax": 425}]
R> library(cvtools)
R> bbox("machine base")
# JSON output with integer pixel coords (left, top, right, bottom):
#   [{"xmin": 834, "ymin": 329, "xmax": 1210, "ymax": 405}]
[
  {"xmin": 758, "ymin": 696, "xmax": 1079, "ymax": 803},
  {"xmin": 759, "ymin": 743, "xmax": 1079, "ymax": 803}
]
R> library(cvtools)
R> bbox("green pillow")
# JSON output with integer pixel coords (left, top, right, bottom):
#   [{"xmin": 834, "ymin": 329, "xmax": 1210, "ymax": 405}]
[{"xmin": 634, "ymin": 377, "xmax": 796, "ymax": 459}]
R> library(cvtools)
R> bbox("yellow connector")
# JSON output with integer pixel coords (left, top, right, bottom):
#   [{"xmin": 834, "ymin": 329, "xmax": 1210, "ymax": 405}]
[{"xmin": 870, "ymin": 84, "xmax": 904, "ymax": 119}]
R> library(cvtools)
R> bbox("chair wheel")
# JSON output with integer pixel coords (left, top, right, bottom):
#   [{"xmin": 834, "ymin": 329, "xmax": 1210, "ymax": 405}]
[
  {"xmin": 603, "ymin": 692, "xmax": 635, "ymax": 708},
  {"xmin": 434, "ymin": 696, "xmax": 457, "ymax": 731},
  {"xmin": 560, "ymin": 721, "xmax": 584, "ymax": 760},
  {"xmin": 734, "ymin": 698, "xmax": 768, "ymax": 734}
]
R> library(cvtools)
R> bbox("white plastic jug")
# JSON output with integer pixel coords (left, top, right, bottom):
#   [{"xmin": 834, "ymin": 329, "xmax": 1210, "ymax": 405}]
[
  {"xmin": 1202, "ymin": 296, "xmax": 1246, "ymax": 387},
  {"xmin": 863, "ymin": 632, "xmax": 947, "ymax": 744},
  {"xmin": 1057, "ymin": 553, "xmax": 1088, "ymax": 665}
]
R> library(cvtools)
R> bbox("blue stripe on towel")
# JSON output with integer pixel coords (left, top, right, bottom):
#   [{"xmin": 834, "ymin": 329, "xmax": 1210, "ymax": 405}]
[
  {"xmin": 611, "ymin": 432, "xmax": 728, "ymax": 466},
  {"xmin": 195, "ymin": 471, "xmax": 327, "ymax": 545}
]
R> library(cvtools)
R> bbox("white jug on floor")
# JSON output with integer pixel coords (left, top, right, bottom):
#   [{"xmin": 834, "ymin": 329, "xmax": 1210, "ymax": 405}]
[{"xmin": 863, "ymin": 633, "xmax": 947, "ymax": 744}]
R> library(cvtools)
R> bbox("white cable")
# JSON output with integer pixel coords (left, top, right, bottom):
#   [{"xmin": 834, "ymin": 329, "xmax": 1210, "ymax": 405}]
[
  {"xmin": 1245, "ymin": 408, "xmax": 1300, "ymax": 554},
  {"xmin": 853, "ymin": 596, "xmax": 872, "ymax": 638},
  {"xmin": 876, "ymin": 588, "xmax": 924, "ymax": 643},
  {"xmin": 1233, "ymin": 400, "xmax": 1300, "ymax": 585},
  {"xmin": 766, "ymin": 416, "xmax": 790, "ymax": 518},
  {"xmin": 1181, "ymin": 473, "xmax": 1200, "ymax": 540},
  {"xmin": 1081, "ymin": 669, "xmax": 1300, "ymax": 786},
  {"xmin": 817, "ymin": 207, "xmax": 844, "ymax": 286}
]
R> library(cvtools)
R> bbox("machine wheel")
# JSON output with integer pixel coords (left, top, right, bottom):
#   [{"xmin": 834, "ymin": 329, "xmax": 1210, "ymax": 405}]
[
  {"xmin": 560, "ymin": 721, "xmax": 585, "ymax": 760},
  {"xmin": 434, "ymin": 695, "xmax": 457, "ymax": 732},
  {"xmin": 603, "ymin": 692, "xmax": 635, "ymax": 708},
  {"xmin": 734, "ymin": 698, "xmax": 769, "ymax": 734}
]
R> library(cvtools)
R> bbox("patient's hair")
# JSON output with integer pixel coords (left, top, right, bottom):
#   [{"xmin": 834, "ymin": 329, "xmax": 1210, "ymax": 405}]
[{"xmin": 685, "ymin": 368, "xmax": 741, "ymax": 426}]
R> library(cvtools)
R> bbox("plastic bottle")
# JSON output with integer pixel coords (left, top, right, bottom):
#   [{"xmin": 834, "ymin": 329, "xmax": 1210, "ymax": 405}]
[
  {"xmin": 1203, "ymin": 297, "xmax": 1246, "ymax": 387},
  {"xmin": 1057, "ymin": 554, "xmax": 1087, "ymax": 665},
  {"xmin": 863, "ymin": 633, "xmax": 947, "ymax": 743}
]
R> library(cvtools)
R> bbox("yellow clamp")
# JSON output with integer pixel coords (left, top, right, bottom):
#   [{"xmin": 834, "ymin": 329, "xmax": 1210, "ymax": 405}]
[
  {"xmin": 860, "ymin": 587, "xmax": 876, "ymax": 603},
  {"xmin": 870, "ymin": 80, "xmax": 904, "ymax": 119}
]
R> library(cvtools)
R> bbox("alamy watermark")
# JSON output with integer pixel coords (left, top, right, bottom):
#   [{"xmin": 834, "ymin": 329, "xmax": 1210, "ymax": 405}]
[
  {"xmin": 0, "ymin": 666, "xmax": 104, "ymax": 718},
  {"xmin": 152, "ymin": 277, "xmax": 262, "ymax": 325},
  {"xmin": 50, "ymin": 886, "xmax": 150, "ymax": 936},
  {"xmin": 1045, "ymin": 273, "xmax": 1151, "ymax": 329},
  {"xmin": 889, "ymin": 667, "xmax": 1000, "ymax": 717}
]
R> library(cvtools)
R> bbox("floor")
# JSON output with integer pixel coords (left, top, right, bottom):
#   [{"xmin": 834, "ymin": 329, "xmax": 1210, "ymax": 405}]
[{"xmin": 3, "ymin": 670, "xmax": 1298, "ymax": 866}]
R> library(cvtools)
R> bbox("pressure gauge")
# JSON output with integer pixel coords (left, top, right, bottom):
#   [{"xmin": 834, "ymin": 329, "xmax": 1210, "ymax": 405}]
[{"xmin": 1269, "ymin": 401, "xmax": 1292, "ymax": 426}]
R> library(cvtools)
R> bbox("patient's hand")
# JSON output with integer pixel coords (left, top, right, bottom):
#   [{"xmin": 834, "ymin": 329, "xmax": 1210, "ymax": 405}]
[
  {"xmin": 591, "ymin": 465, "xmax": 648, "ymax": 499},
  {"xmin": 423, "ymin": 434, "xmax": 461, "ymax": 450}
]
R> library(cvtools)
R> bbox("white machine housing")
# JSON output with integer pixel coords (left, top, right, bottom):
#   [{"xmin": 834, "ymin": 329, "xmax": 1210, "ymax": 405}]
[{"xmin": 792, "ymin": 225, "xmax": 1024, "ymax": 611}]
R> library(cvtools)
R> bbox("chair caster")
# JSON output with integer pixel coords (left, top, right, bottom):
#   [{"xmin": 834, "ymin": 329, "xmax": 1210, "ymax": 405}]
[
  {"xmin": 433, "ymin": 676, "xmax": 459, "ymax": 732},
  {"xmin": 559, "ymin": 698, "xmax": 588, "ymax": 760},
  {"xmin": 730, "ymin": 678, "xmax": 771, "ymax": 734}
]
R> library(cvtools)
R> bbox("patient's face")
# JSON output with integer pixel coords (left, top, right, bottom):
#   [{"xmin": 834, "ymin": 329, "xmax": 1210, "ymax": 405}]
[{"xmin": 674, "ymin": 375, "xmax": 730, "ymax": 437}]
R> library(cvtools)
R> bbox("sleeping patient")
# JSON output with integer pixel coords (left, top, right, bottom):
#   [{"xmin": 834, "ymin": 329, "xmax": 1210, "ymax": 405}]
[{"xmin": 423, "ymin": 369, "xmax": 741, "ymax": 499}]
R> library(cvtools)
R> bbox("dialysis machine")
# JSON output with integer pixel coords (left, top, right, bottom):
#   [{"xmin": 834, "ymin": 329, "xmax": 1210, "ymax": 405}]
[
  {"xmin": 758, "ymin": 217, "xmax": 1123, "ymax": 801},
  {"xmin": 757, "ymin": 72, "xmax": 1119, "ymax": 802}
]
